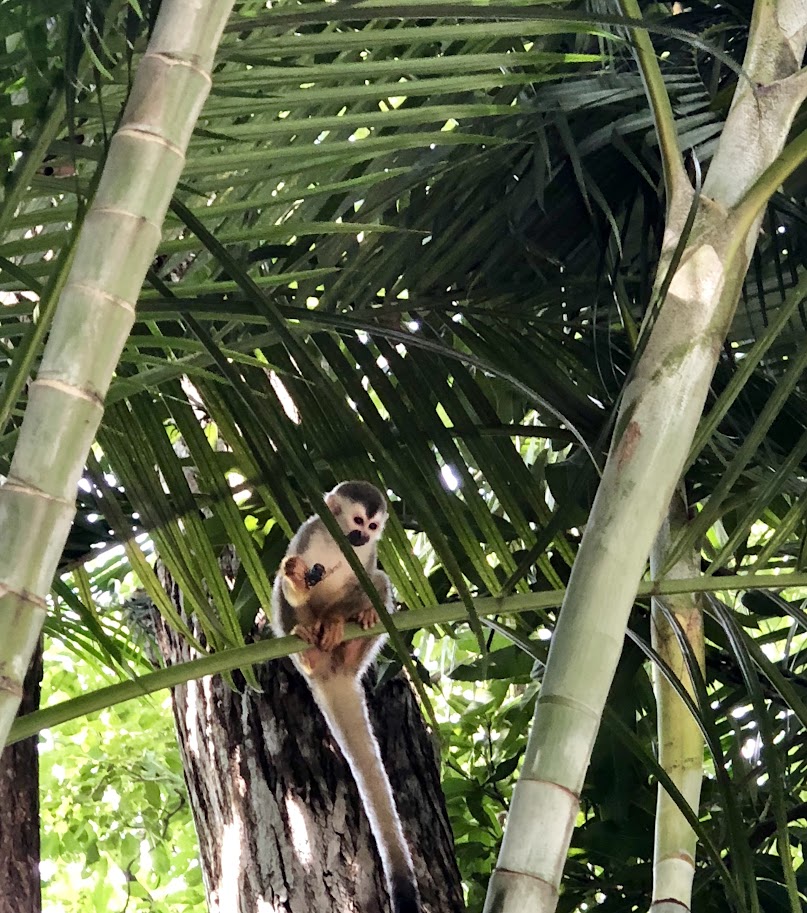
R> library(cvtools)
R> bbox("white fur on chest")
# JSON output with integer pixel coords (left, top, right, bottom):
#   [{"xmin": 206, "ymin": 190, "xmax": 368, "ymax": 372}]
[{"xmin": 298, "ymin": 529, "xmax": 371, "ymax": 603}]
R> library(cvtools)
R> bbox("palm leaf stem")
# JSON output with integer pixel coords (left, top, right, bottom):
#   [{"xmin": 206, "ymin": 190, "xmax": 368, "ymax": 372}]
[
  {"xmin": 616, "ymin": 0, "xmax": 687, "ymax": 203},
  {"xmin": 10, "ymin": 569, "xmax": 807, "ymax": 744}
]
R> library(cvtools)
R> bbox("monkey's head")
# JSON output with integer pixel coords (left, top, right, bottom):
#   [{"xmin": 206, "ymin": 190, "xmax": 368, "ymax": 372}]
[{"xmin": 325, "ymin": 480, "xmax": 388, "ymax": 548}]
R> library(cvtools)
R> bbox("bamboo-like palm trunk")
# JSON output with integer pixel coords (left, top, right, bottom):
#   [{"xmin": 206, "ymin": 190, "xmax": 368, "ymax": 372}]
[
  {"xmin": 484, "ymin": 3, "xmax": 807, "ymax": 910},
  {"xmin": 0, "ymin": 0, "xmax": 235, "ymax": 749},
  {"xmin": 648, "ymin": 494, "xmax": 704, "ymax": 913}
]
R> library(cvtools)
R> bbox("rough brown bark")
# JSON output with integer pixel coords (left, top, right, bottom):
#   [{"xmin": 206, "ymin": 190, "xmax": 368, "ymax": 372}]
[
  {"xmin": 0, "ymin": 641, "xmax": 43, "ymax": 913},
  {"xmin": 154, "ymin": 572, "xmax": 464, "ymax": 913}
]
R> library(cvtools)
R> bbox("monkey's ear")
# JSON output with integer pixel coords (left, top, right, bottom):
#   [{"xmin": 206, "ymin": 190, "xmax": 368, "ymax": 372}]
[{"xmin": 325, "ymin": 493, "xmax": 342, "ymax": 516}]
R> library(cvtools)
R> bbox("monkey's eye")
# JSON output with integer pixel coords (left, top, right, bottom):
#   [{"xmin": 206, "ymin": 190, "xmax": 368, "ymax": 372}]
[
  {"xmin": 353, "ymin": 516, "xmax": 364, "ymax": 526},
  {"xmin": 368, "ymin": 522, "xmax": 378, "ymax": 531}
]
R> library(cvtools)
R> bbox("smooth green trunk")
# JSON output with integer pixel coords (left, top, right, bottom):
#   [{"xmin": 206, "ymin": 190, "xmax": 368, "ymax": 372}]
[
  {"xmin": 0, "ymin": 0, "xmax": 235, "ymax": 749},
  {"xmin": 484, "ymin": 3, "xmax": 807, "ymax": 910},
  {"xmin": 648, "ymin": 494, "xmax": 705, "ymax": 913}
]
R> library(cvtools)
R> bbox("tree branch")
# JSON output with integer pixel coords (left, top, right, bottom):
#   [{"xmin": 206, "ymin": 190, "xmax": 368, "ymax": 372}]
[{"xmin": 733, "ymin": 119, "xmax": 807, "ymax": 235}]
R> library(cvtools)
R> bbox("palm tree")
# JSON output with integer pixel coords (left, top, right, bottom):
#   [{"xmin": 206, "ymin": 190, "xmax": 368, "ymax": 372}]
[{"xmin": 2, "ymin": 0, "xmax": 807, "ymax": 910}]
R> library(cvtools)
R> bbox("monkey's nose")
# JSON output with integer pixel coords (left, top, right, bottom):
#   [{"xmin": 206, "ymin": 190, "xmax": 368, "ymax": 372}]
[{"xmin": 348, "ymin": 530, "xmax": 369, "ymax": 546}]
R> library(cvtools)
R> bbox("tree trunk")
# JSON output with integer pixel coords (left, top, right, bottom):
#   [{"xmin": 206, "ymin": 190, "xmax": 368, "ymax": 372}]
[
  {"xmin": 153, "ymin": 572, "xmax": 464, "ymax": 913},
  {"xmin": 485, "ymin": 3, "xmax": 807, "ymax": 909},
  {"xmin": 648, "ymin": 494, "xmax": 705, "ymax": 913},
  {"xmin": 0, "ymin": 641, "xmax": 42, "ymax": 913}
]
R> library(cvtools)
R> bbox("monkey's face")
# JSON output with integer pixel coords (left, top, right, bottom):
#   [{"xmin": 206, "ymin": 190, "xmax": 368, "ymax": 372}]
[{"xmin": 325, "ymin": 490, "xmax": 387, "ymax": 548}]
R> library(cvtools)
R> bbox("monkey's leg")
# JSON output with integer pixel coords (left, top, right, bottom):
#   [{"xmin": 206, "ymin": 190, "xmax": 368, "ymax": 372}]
[
  {"xmin": 290, "ymin": 619, "xmax": 338, "ymax": 674},
  {"xmin": 295, "ymin": 645, "xmax": 333, "ymax": 676},
  {"xmin": 334, "ymin": 635, "xmax": 382, "ymax": 674}
]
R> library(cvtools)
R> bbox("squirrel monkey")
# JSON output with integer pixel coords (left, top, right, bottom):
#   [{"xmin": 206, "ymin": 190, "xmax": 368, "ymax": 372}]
[{"xmin": 272, "ymin": 481, "xmax": 421, "ymax": 913}]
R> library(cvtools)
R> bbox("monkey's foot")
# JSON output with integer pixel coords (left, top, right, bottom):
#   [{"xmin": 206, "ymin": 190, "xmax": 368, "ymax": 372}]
[
  {"xmin": 355, "ymin": 607, "xmax": 380, "ymax": 630},
  {"xmin": 291, "ymin": 624, "xmax": 317, "ymax": 648},
  {"xmin": 316, "ymin": 617, "xmax": 345, "ymax": 651},
  {"xmin": 292, "ymin": 618, "xmax": 345, "ymax": 652}
]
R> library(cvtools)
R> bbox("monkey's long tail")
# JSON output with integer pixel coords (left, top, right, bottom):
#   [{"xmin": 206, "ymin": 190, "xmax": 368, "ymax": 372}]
[{"xmin": 311, "ymin": 674, "xmax": 421, "ymax": 913}]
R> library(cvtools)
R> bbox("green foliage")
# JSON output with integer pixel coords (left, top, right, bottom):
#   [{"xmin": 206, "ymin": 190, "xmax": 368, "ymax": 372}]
[
  {"xmin": 1, "ymin": 0, "xmax": 807, "ymax": 910},
  {"xmin": 436, "ymin": 634, "xmax": 537, "ymax": 912},
  {"xmin": 39, "ymin": 638, "xmax": 204, "ymax": 913}
]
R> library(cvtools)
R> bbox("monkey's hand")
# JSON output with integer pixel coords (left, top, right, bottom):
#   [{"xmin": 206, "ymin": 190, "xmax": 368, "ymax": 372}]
[
  {"xmin": 355, "ymin": 606, "xmax": 380, "ymax": 630},
  {"xmin": 292, "ymin": 617, "xmax": 345, "ymax": 652},
  {"xmin": 280, "ymin": 556, "xmax": 310, "ymax": 608},
  {"xmin": 283, "ymin": 556, "xmax": 309, "ymax": 591},
  {"xmin": 283, "ymin": 556, "xmax": 327, "ymax": 588}
]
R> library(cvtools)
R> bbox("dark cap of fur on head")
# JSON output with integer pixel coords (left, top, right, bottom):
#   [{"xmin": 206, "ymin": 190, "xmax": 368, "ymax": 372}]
[{"xmin": 331, "ymin": 480, "xmax": 386, "ymax": 518}]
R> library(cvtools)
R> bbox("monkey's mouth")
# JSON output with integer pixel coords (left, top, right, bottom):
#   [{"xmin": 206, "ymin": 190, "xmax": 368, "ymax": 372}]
[{"xmin": 348, "ymin": 530, "xmax": 369, "ymax": 547}]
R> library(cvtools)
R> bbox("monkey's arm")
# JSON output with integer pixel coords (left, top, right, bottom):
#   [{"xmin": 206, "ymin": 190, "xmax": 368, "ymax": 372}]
[
  {"xmin": 283, "ymin": 566, "xmax": 392, "ymax": 664},
  {"xmin": 276, "ymin": 554, "xmax": 349, "ymax": 653},
  {"xmin": 340, "ymin": 568, "xmax": 393, "ymax": 629},
  {"xmin": 327, "ymin": 569, "xmax": 393, "ymax": 677},
  {"xmin": 306, "ymin": 566, "xmax": 391, "ymax": 627}
]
